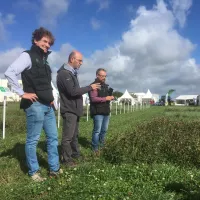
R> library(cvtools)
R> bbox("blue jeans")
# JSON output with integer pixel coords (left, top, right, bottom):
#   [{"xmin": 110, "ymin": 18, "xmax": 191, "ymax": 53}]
[
  {"xmin": 25, "ymin": 101, "xmax": 59, "ymax": 176},
  {"xmin": 92, "ymin": 115, "xmax": 110, "ymax": 151}
]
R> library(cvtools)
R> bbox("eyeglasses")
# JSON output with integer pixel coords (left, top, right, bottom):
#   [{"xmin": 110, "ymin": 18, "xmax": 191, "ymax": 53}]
[
  {"xmin": 98, "ymin": 74, "xmax": 107, "ymax": 78},
  {"xmin": 74, "ymin": 57, "xmax": 83, "ymax": 63}
]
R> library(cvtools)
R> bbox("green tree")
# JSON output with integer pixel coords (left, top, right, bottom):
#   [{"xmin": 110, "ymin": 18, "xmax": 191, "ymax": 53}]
[{"xmin": 113, "ymin": 91, "xmax": 123, "ymax": 98}]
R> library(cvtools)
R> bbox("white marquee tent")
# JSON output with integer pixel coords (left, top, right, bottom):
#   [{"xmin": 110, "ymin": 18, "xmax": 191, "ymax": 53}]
[
  {"xmin": 133, "ymin": 92, "xmax": 145, "ymax": 103},
  {"xmin": 118, "ymin": 89, "xmax": 136, "ymax": 105},
  {"xmin": 142, "ymin": 89, "xmax": 153, "ymax": 104},
  {"xmin": 175, "ymin": 95, "xmax": 198, "ymax": 106},
  {"xmin": 142, "ymin": 89, "xmax": 153, "ymax": 99},
  {"xmin": 0, "ymin": 87, "xmax": 20, "ymax": 102}
]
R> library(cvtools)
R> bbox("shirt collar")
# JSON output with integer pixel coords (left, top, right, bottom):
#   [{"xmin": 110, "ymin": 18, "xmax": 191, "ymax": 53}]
[
  {"xmin": 30, "ymin": 44, "xmax": 51, "ymax": 56},
  {"xmin": 64, "ymin": 64, "xmax": 78, "ymax": 75}
]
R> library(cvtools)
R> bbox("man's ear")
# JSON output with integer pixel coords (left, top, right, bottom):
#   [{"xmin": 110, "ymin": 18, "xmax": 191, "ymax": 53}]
[{"xmin": 34, "ymin": 39, "xmax": 38, "ymax": 45}]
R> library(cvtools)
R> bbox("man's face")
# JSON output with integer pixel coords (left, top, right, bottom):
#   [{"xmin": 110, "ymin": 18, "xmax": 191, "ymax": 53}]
[
  {"xmin": 97, "ymin": 70, "xmax": 107, "ymax": 83},
  {"xmin": 71, "ymin": 53, "xmax": 83, "ymax": 69},
  {"xmin": 34, "ymin": 36, "xmax": 51, "ymax": 53}
]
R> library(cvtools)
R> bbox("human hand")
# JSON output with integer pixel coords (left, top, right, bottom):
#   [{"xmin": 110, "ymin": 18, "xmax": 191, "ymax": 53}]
[
  {"xmin": 21, "ymin": 93, "xmax": 38, "ymax": 102},
  {"xmin": 106, "ymin": 96, "xmax": 114, "ymax": 101},
  {"xmin": 90, "ymin": 83, "xmax": 101, "ymax": 90}
]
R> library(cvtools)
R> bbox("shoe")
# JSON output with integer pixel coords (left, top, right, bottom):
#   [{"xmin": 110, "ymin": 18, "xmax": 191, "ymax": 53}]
[
  {"xmin": 100, "ymin": 143, "xmax": 105, "ymax": 150},
  {"xmin": 63, "ymin": 161, "xmax": 77, "ymax": 167},
  {"xmin": 72, "ymin": 155, "xmax": 85, "ymax": 161},
  {"xmin": 93, "ymin": 150, "xmax": 100, "ymax": 157},
  {"xmin": 31, "ymin": 172, "xmax": 47, "ymax": 182},
  {"xmin": 49, "ymin": 168, "xmax": 63, "ymax": 178}
]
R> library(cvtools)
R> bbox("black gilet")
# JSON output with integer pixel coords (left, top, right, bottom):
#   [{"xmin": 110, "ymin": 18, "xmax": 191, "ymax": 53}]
[
  {"xmin": 20, "ymin": 45, "xmax": 54, "ymax": 109},
  {"xmin": 89, "ymin": 79, "xmax": 110, "ymax": 117}
]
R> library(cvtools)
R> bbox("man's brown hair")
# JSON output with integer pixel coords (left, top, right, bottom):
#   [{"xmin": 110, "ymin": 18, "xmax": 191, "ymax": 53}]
[{"xmin": 31, "ymin": 27, "xmax": 55, "ymax": 46}]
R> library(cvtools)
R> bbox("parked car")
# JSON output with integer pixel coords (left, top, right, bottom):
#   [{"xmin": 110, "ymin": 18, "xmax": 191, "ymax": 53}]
[{"xmin": 152, "ymin": 101, "xmax": 165, "ymax": 106}]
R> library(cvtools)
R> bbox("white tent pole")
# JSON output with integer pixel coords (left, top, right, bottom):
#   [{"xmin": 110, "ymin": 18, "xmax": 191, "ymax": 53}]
[
  {"xmin": 128, "ymin": 101, "xmax": 129, "ymax": 112},
  {"xmin": 120, "ymin": 103, "xmax": 122, "ymax": 114},
  {"xmin": 110, "ymin": 102, "xmax": 112, "ymax": 117},
  {"xmin": 3, "ymin": 96, "xmax": 7, "ymax": 139},
  {"xmin": 57, "ymin": 102, "xmax": 60, "ymax": 128},
  {"xmin": 86, "ymin": 104, "xmax": 89, "ymax": 121}
]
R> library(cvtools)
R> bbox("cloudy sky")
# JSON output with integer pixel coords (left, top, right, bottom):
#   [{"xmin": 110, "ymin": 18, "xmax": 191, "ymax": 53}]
[{"xmin": 0, "ymin": 0, "xmax": 199, "ymax": 97}]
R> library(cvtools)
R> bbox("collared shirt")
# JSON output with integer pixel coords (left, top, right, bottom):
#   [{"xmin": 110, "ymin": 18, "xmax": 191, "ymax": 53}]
[
  {"xmin": 90, "ymin": 89, "xmax": 107, "ymax": 103},
  {"xmin": 64, "ymin": 64, "xmax": 78, "ymax": 76},
  {"xmin": 4, "ymin": 52, "xmax": 32, "ymax": 96}
]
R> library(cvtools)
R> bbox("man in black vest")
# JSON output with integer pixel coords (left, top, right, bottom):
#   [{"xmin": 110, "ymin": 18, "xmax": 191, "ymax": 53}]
[
  {"xmin": 57, "ymin": 51, "xmax": 101, "ymax": 166},
  {"xmin": 88, "ymin": 68, "xmax": 114, "ymax": 155},
  {"xmin": 5, "ymin": 27, "xmax": 62, "ymax": 182}
]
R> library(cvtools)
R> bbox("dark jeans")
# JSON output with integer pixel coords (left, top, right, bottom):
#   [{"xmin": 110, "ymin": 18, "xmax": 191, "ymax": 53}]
[{"xmin": 61, "ymin": 112, "xmax": 80, "ymax": 163}]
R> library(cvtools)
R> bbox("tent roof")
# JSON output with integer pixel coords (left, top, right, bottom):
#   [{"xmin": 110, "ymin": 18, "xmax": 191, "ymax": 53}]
[
  {"xmin": 118, "ymin": 89, "xmax": 134, "ymax": 100},
  {"xmin": 142, "ymin": 89, "xmax": 152, "ymax": 99},
  {"xmin": 134, "ymin": 92, "xmax": 146, "ymax": 96},
  {"xmin": 176, "ymin": 95, "xmax": 198, "ymax": 100}
]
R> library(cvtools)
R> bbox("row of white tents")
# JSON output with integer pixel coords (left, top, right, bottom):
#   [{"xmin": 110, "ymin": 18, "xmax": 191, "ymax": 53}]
[
  {"xmin": 83, "ymin": 89, "xmax": 159, "ymax": 106},
  {"xmin": 0, "ymin": 76, "xmax": 198, "ymax": 107}
]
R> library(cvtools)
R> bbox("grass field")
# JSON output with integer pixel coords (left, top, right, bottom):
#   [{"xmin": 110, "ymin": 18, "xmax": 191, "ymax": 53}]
[{"xmin": 1, "ymin": 103, "xmax": 200, "ymax": 199}]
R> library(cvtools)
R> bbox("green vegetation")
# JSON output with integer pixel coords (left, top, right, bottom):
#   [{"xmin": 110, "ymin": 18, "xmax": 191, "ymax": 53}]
[{"xmin": 1, "ymin": 104, "xmax": 200, "ymax": 199}]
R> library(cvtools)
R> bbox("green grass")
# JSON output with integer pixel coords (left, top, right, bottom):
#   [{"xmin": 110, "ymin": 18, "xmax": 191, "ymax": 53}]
[{"xmin": 1, "ymin": 104, "xmax": 200, "ymax": 199}]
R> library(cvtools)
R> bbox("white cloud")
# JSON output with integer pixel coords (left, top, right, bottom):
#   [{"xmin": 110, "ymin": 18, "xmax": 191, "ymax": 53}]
[
  {"xmin": 3, "ymin": 14, "xmax": 15, "ymax": 24},
  {"xmin": 14, "ymin": 0, "xmax": 38, "ymax": 11},
  {"xmin": 86, "ymin": 0, "xmax": 111, "ymax": 11},
  {"xmin": 170, "ymin": 0, "xmax": 192, "ymax": 27},
  {"xmin": 90, "ymin": 18, "xmax": 101, "ymax": 30},
  {"xmin": 39, "ymin": 0, "xmax": 70, "ymax": 26},
  {"xmin": 0, "ymin": 13, "xmax": 15, "ymax": 41},
  {"xmin": 0, "ymin": 47, "xmax": 24, "ymax": 75},
  {"xmin": 14, "ymin": 0, "xmax": 69, "ymax": 26},
  {"xmin": 78, "ymin": 0, "xmax": 198, "ymax": 95},
  {"xmin": 126, "ymin": 5, "xmax": 136, "ymax": 14},
  {"xmin": 48, "ymin": 43, "xmax": 75, "ymax": 83}
]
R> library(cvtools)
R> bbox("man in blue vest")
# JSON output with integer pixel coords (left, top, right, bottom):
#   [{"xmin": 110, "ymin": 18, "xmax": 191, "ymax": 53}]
[{"xmin": 4, "ymin": 27, "xmax": 62, "ymax": 182}]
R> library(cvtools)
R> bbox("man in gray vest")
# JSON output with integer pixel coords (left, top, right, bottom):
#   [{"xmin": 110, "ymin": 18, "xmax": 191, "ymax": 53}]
[
  {"xmin": 88, "ymin": 68, "xmax": 114, "ymax": 155},
  {"xmin": 4, "ymin": 27, "xmax": 62, "ymax": 182}
]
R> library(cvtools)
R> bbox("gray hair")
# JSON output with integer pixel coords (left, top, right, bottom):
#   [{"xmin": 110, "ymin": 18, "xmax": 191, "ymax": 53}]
[{"xmin": 96, "ymin": 68, "xmax": 107, "ymax": 75}]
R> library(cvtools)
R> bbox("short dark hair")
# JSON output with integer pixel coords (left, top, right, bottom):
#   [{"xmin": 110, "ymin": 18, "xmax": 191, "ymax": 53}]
[
  {"xmin": 31, "ymin": 27, "xmax": 55, "ymax": 46},
  {"xmin": 96, "ymin": 68, "xmax": 106, "ymax": 75}
]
